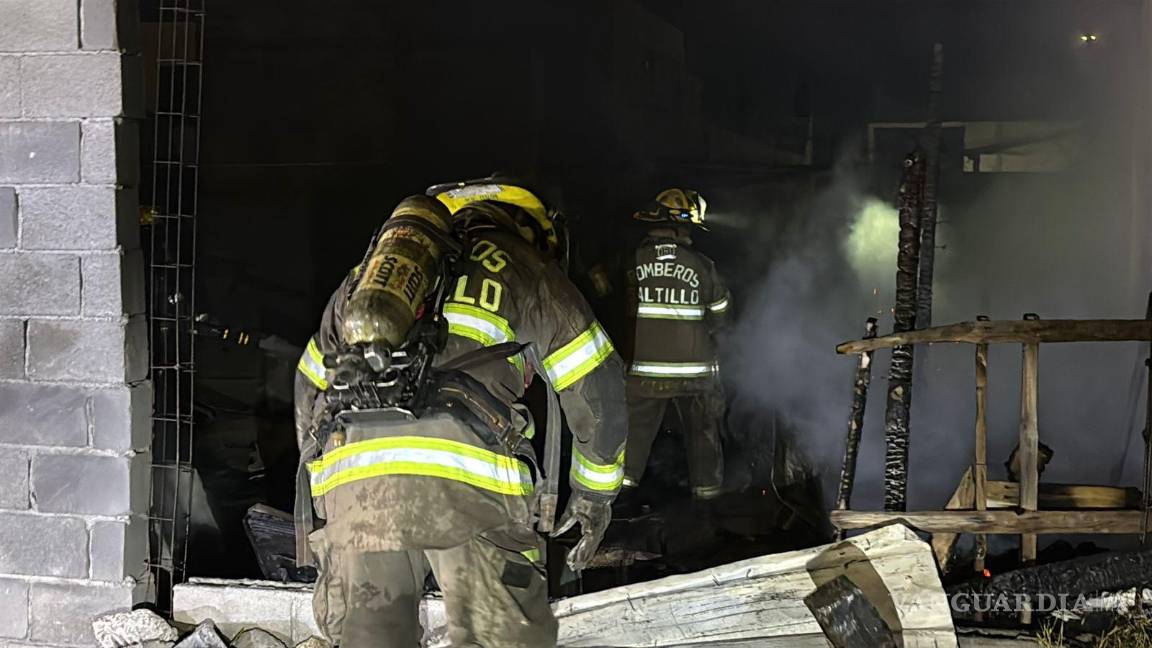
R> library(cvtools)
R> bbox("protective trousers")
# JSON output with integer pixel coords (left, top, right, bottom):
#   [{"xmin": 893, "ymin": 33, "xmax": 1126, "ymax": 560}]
[
  {"xmin": 312, "ymin": 523, "xmax": 556, "ymax": 648},
  {"xmin": 623, "ymin": 380, "xmax": 724, "ymax": 499}
]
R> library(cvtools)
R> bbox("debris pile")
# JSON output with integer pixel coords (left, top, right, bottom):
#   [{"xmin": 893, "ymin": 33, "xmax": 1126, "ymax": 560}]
[{"xmin": 92, "ymin": 610, "xmax": 329, "ymax": 648}]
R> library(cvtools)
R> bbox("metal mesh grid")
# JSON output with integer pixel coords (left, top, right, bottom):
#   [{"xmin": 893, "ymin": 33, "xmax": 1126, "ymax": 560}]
[{"xmin": 143, "ymin": 0, "xmax": 205, "ymax": 611}]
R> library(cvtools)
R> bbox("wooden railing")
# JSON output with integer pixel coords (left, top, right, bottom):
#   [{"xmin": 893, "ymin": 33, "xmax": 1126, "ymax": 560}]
[{"xmin": 832, "ymin": 316, "xmax": 1152, "ymax": 589}]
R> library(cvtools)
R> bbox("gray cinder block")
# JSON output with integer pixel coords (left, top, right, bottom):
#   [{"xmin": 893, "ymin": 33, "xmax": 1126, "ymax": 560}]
[
  {"xmin": 0, "ymin": 382, "xmax": 90, "ymax": 446},
  {"xmin": 27, "ymin": 318, "xmax": 128, "ymax": 382},
  {"xmin": 90, "ymin": 516, "xmax": 148, "ymax": 582},
  {"xmin": 18, "ymin": 186, "xmax": 119, "ymax": 250},
  {"xmin": 0, "ymin": 512, "xmax": 88, "ymax": 577},
  {"xmin": 82, "ymin": 249, "xmax": 146, "ymax": 317},
  {"xmin": 81, "ymin": 119, "xmax": 139, "ymax": 186},
  {"xmin": 0, "ymin": 56, "xmax": 18, "ymax": 117},
  {"xmin": 0, "ymin": 0, "xmax": 78, "ymax": 52},
  {"xmin": 91, "ymin": 383, "xmax": 152, "ymax": 452},
  {"xmin": 0, "ymin": 188, "xmax": 16, "ymax": 248},
  {"xmin": 0, "ymin": 578, "xmax": 29, "ymax": 639},
  {"xmin": 0, "ymin": 319, "xmax": 24, "ymax": 379},
  {"xmin": 0, "ymin": 448, "xmax": 29, "ymax": 510},
  {"xmin": 32, "ymin": 453, "xmax": 133, "ymax": 516},
  {"xmin": 20, "ymin": 54, "xmax": 123, "ymax": 118},
  {"xmin": 29, "ymin": 582, "xmax": 133, "ymax": 645},
  {"xmin": 0, "ymin": 122, "xmax": 81, "ymax": 184},
  {"xmin": 0, "ymin": 253, "xmax": 80, "ymax": 316}
]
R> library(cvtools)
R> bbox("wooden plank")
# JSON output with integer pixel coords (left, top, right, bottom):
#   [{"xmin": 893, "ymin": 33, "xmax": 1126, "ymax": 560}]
[
  {"xmin": 836, "ymin": 319, "xmax": 1152, "ymax": 354},
  {"xmin": 985, "ymin": 482, "xmax": 1141, "ymax": 509},
  {"xmin": 931, "ymin": 467, "xmax": 975, "ymax": 571},
  {"xmin": 552, "ymin": 524, "xmax": 958, "ymax": 648},
  {"xmin": 1018, "ymin": 331, "xmax": 1039, "ymax": 624},
  {"xmin": 973, "ymin": 333, "xmax": 989, "ymax": 576},
  {"xmin": 831, "ymin": 510, "xmax": 1146, "ymax": 534},
  {"xmin": 1018, "ymin": 337, "xmax": 1040, "ymax": 598}
]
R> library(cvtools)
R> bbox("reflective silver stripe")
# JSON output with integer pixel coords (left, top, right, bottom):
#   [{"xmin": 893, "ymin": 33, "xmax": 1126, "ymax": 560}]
[
  {"xmin": 543, "ymin": 322, "xmax": 615, "ymax": 391},
  {"xmin": 445, "ymin": 310, "xmax": 511, "ymax": 345},
  {"xmin": 636, "ymin": 303, "xmax": 705, "ymax": 321},
  {"xmin": 443, "ymin": 303, "xmax": 524, "ymax": 372},
  {"xmin": 308, "ymin": 436, "xmax": 533, "ymax": 497},
  {"xmin": 571, "ymin": 447, "xmax": 624, "ymax": 492},
  {"xmin": 629, "ymin": 361, "xmax": 717, "ymax": 378},
  {"xmin": 708, "ymin": 296, "xmax": 730, "ymax": 313}
]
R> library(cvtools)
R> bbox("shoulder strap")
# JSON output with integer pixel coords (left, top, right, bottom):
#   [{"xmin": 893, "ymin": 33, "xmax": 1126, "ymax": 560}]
[{"xmin": 438, "ymin": 341, "xmax": 526, "ymax": 372}]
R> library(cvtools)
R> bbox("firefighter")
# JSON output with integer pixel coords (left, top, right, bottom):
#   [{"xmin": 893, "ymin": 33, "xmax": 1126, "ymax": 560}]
[
  {"xmin": 619, "ymin": 189, "xmax": 729, "ymax": 501},
  {"xmin": 293, "ymin": 179, "xmax": 627, "ymax": 647}
]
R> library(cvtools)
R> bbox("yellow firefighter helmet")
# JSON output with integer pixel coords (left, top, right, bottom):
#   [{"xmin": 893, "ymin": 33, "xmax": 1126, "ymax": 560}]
[
  {"xmin": 426, "ymin": 176, "xmax": 561, "ymax": 256},
  {"xmin": 633, "ymin": 188, "xmax": 708, "ymax": 226}
]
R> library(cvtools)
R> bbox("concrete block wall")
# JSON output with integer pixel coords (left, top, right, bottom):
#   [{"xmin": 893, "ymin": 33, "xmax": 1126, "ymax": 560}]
[{"xmin": 0, "ymin": 0, "xmax": 150, "ymax": 645}]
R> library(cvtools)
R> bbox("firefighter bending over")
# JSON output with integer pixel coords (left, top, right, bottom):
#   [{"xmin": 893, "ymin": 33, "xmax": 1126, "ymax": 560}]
[
  {"xmin": 293, "ymin": 178, "xmax": 627, "ymax": 647},
  {"xmin": 621, "ymin": 189, "xmax": 729, "ymax": 501}
]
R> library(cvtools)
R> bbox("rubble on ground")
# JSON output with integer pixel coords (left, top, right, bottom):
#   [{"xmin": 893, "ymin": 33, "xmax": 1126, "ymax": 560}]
[
  {"xmin": 231, "ymin": 628, "xmax": 288, "ymax": 648},
  {"xmin": 93, "ymin": 611, "xmax": 328, "ymax": 648},
  {"xmin": 93, "ymin": 609, "xmax": 181, "ymax": 648},
  {"xmin": 175, "ymin": 621, "xmax": 230, "ymax": 648}
]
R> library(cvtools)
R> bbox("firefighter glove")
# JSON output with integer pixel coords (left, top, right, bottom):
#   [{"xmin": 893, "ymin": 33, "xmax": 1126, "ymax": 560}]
[{"xmin": 552, "ymin": 491, "xmax": 613, "ymax": 572}]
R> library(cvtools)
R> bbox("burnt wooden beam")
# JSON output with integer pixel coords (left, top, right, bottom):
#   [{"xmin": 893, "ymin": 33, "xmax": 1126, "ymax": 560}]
[
  {"xmin": 804, "ymin": 576, "xmax": 898, "ymax": 648},
  {"xmin": 838, "ymin": 319, "xmax": 1152, "ymax": 354},
  {"xmin": 831, "ymin": 510, "xmax": 1146, "ymax": 534},
  {"xmin": 947, "ymin": 544, "xmax": 1152, "ymax": 609},
  {"xmin": 836, "ymin": 317, "xmax": 879, "ymax": 515},
  {"xmin": 882, "ymin": 152, "xmax": 926, "ymax": 512},
  {"xmin": 915, "ymin": 43, "xmax": 944, "ymax": 331}
]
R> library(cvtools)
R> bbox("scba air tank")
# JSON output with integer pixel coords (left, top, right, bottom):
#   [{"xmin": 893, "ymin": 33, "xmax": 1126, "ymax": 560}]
[{"xmin": 341, "ymin": 195, "xmax": 453, "ymax": 347}]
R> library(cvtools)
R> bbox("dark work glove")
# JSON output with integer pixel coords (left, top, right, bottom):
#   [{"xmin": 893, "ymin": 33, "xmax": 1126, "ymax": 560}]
[{"xmin": 552, "ymin": 491, "xmax": 613, "ymax": 572}]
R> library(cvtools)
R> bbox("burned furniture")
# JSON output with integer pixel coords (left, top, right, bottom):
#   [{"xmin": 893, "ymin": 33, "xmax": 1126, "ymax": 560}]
[{"xmin": 833, "ymin": 317, "xmax": 1152, "ymax": 597}]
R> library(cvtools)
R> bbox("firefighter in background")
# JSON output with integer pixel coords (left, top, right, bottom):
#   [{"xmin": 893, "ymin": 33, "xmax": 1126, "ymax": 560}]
[
  {"xmin": 294, "ymin": 179, "xmax": 627, "ymax": 647},
  {"xmin": 619, "ymin": 189, "xmax": 729, "ymax": 501}
]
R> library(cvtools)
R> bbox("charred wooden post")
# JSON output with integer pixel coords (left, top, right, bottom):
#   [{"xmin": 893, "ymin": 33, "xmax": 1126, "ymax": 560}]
[
  {"xmin": 916, "ymin": 43, "xmax": 944, "ymax": 330},
  {"xmin": 1142, "ymin": 293, "xmax": 1152, "ymax": 544},
  {"xmin": 883, "ymin": 153, "xmax": 926, "ymax": 512},
  {"xmin": 947, "ymin": 543, "xmax": 1152, "ymax": 622},
  {"xmin": 1018, "ymin": 313, "xmax": 1041, "ymax": 624},
  {"xmin": 804, "ymin": 576, "xmax": 898, "ymax": 648},
  {"xmin": 974, "ymin": 315, "xmax": 990, "ymax": 575},
  {"xmin": 836, "ymin": 317, "xmax": 879, "ymax": 518}
]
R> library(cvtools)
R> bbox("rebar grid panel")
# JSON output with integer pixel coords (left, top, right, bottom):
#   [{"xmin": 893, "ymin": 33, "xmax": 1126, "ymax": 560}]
[{"xmin": 143, "ymin": 0, "xmax": 205, "ymax": 611}]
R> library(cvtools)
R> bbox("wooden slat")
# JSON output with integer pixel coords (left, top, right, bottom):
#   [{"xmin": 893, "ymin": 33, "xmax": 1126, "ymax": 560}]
[
  {"xmin": 985, "ymin": 482, "xmax": 1142, "ymax": 509},
  {"xmin": 931, "ymin": 467, "xmax": 975, "ymax": 571},
  {"xmin": 831, "ymin": 510, "xmax": 1146, "ymax": 534},
  {"xmin": 973, "ymin": 336, "xmax": 989, "ymax": 576},
  {"xmin": 1018, "ymin": 337, "xmax": 1040, "ymax": 603},
  {"xmin": 837, "ymin": 319, "xmax": 1152, "ymax": 354}
]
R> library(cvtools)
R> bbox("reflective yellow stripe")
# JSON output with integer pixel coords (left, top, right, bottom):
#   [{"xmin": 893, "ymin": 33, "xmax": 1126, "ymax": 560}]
[
  {"xmin": 543, "ymin": 322, "xmax": 614, "ymax": 391},
  {"xmin": 571, "ymin": 447, "xmax": 625, "ymax": 492},
  {"xmin": 308, "ymin": 436, "xmax": 533, "ymax": 497},
  {"xmin": 709, "ymin": 295, "xmax": 730, "ymax": 313},
  {"xmin": 520, "ymin": 548, "xmax": 542, "ymax": 563},
  {"xmin": 443, "ymin": 303, "xmax": 525, "ymax": 373},
  {"xmin": 297, "ymin": 338, "xmax": 328, "ymax": 390}
]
